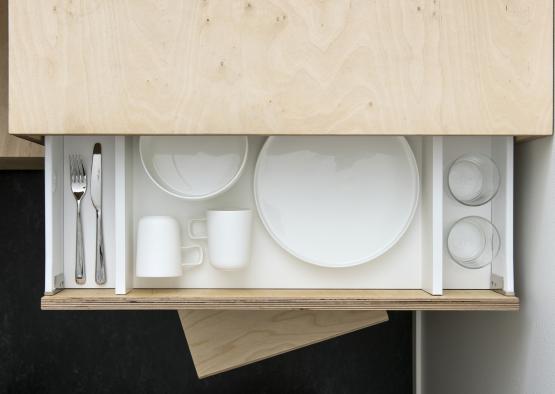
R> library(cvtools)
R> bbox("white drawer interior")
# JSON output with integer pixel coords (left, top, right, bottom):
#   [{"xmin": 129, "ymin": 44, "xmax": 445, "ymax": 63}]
[
  {"xmin": 442, "ymin": 137, "xmax": 513, "ymax": 293},
  {"xmin": 44, "ymin": 136, "xmax": 514, "ymax": 296},
  {"xmin": 45, "ymin": 136, "xmax": 117, "ymax": 291}
]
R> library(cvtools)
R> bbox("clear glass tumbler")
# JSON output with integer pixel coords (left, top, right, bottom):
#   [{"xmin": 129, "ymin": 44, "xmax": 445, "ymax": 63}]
[
  {"xmin": 447, "ymin": 154, "xmax": 500, "ymax": 206},
  {"xmin": 447, "ymin": 216, "xmax": 500, "ymax": 269}
]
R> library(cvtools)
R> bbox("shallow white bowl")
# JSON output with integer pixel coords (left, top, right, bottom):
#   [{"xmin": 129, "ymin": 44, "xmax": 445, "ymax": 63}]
[{"xmin": 139, "ymin": 136, "xmax": 248, "ymax": 200}]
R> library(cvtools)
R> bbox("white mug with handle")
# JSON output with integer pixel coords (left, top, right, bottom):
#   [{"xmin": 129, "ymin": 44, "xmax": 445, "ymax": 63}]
[
  {"xmin": 188, "ymin": 209, "xmax": 253, "ymax": 270},
  {"xmin": 136, "ymin": 216, "xmax": 203, "ymax": 277}
]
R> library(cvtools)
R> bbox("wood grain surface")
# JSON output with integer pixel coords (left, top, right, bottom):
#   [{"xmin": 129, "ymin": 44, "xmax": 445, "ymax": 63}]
[
  {"xmin": 0, "ymin": 0, "xmax": 42, "ymax": 168},
  {"xmin": 41, "ymin": 289, "xmax": 520, "ymax": 311},
  {"xmin": 179, "ymin": 309, "xmax": 388, "ymax": 378},
  {"xmin": 9, "ymin": 0, "xmax": 552, "ymax": 136}
]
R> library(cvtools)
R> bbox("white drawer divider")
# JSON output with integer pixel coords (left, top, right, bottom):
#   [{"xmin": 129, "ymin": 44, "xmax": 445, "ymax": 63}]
[
  {"xmin": 421, "ymin": 136, "xmax": 444, "ymax": 295},
  {"xmin": 44, "ymin": 136, "xmax": 65, "ymax": 294},
  {"xmin": 491, "ymin": 137, "xmax": 514, "ymax": 295},
  {"xmin": 115, "ymin": 136, "xmax": 134, "ymax": 295}
]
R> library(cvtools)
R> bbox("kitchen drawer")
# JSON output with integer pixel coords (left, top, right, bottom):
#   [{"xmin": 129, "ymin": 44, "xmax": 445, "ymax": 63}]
[
  {"xmin": 9, "ymin": 0, "xmax": 553, "ymax": 136},
  {"xmin": 42, "ymin": 135, "xmax": 519, "ymax": 311}
]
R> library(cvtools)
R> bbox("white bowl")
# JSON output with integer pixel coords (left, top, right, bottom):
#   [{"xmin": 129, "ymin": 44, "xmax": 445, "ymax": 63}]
[{"xmin": 139, "ymin": 136, "xmax": 248, "ymax": 200}]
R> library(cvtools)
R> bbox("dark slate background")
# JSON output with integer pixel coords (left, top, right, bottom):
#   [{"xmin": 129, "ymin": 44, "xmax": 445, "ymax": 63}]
[{"xmin": 0, "ymin": 170, "xmax": 412, "ymax": 394}]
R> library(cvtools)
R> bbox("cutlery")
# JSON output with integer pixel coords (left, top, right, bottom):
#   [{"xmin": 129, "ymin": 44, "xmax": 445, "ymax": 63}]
[
  {"xmin": 69, "ymin": 154, "xmax": 87, "ymax": 284},
  {"xmin": 91, "ymin": 143, "xmax": 106, "ymax": 285}
]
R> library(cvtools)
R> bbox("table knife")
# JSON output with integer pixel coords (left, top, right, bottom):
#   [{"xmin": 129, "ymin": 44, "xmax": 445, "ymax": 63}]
[{"xmin": 91, "ymin": 143, "xmax": 106, "ymax": 285}]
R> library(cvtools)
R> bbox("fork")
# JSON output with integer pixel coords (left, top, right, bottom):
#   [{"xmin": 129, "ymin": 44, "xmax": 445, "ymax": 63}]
[{"xmin": 70, "ymin": 154, "xmax": 87, "ymax": 284}]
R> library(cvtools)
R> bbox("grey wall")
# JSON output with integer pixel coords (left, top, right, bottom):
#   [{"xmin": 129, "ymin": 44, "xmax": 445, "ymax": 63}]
[{"xmin": 421, "ymin": 136, "xmax": 555, "ymax": 394}]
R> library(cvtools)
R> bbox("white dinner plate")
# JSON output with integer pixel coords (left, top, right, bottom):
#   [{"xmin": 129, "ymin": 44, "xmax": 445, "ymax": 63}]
[
  {"xmin": 254, "ymin": 136, "xmax": 419, "ymax": 267},
  {"xmin": 140, "ymin": 136, "xmax": 248, "ymax": 200}
]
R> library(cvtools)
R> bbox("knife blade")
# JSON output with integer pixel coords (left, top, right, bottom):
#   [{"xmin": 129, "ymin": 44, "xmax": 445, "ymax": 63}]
[
  {"xmin": 91, "ymin": 143, "xmax": 106, "ymax": 284},
  {"xmin": 91, "ymin": 144, "xmax": 102, "ymax": 210}
]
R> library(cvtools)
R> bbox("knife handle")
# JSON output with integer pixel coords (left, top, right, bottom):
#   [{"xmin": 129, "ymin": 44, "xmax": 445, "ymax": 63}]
[{"xmin": 95, "ymin": 209, "xmax": 106, "ymax": 285}]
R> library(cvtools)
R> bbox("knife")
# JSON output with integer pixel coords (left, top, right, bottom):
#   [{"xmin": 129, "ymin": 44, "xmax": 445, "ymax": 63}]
[{"xmin": 91, "ymin": 143, "xmax": 106, "ymax": 285}]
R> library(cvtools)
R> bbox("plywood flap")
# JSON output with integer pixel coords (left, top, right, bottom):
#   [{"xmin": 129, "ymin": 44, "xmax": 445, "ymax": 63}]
[{"xmin": 179, "ymin": 309, "xmax": 388, "ymax": 378}]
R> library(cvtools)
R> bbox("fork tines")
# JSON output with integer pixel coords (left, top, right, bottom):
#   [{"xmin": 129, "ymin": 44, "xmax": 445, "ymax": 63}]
[{"xmin": 69, "ymin": 154, "xmax": 86, "ymax": 182}]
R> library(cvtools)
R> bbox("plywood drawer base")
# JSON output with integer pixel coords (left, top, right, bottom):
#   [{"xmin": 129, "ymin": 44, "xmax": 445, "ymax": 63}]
[{"xmin": 41, "ymin": 289, "xmax": 519, "ymax": 311}]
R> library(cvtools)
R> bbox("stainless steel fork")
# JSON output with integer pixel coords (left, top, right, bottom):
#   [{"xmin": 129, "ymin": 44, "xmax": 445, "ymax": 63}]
[{"xmin": 70, "ymin": 154, "xmax": 87, "ymax": 284}]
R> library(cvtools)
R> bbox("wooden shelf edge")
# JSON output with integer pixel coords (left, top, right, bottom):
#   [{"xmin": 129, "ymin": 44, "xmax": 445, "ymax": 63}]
[
  {"xmin": 40, "ymin": 289, "xmax": 519, "ymax": 311},
  {"xmin": 514, "ymin": 135, "xmax": 552, "ymax": 144},
  {"xmin": 10, "ymin": 131, "xmax": 554, "ymax": 137}
]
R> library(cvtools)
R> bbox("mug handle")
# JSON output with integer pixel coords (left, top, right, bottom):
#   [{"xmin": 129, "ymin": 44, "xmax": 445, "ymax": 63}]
[
  {"xmin": 181, "ymin": 245, "xmax": 203, "ymax": 268},
  {"xmin": 188, "ymin": 218, "xmax": 208, "ymax": 240}
]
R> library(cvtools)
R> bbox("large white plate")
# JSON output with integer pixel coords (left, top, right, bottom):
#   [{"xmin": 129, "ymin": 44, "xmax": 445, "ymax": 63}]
[
  {"xmin": 254, "ymin": 136, "xmax": 420, "ymax": 267},
  {"xmin": 140, "ymin": 136, "xmax": 248, "ymax": 200}
]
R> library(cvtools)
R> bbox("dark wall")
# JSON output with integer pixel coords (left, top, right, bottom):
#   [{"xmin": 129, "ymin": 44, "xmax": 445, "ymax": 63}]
[{"xmin": 0, "ymin": 170, "xmax": 412, "ymax": 394}]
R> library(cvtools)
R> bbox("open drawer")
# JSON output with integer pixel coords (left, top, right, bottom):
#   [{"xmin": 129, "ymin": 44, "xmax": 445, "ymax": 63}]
[{"xmin": 42, "ymin": 136, "xmax": 519, "ymax": 311}]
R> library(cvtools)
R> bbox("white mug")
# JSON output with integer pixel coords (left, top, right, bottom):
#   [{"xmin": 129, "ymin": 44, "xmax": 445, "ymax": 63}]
[
  {"xmin": 136, "ymin": 216, "xmax": 203, "ymax": 277},
  {"xmin": 188, "ymin": 210, "xmax": 253, "ymax": 270}
]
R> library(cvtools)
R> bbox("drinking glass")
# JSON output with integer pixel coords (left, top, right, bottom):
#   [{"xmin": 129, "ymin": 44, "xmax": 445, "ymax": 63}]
[
  {"xmin": 448, "ymin": 154, "xmax": 500, "ymax": 206},
  {"xmin": 447, "ymin": 216, "xmax": 500, "ymax": 269}
]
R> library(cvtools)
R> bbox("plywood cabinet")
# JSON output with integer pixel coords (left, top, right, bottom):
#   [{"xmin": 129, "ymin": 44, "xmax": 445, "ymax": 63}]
[
  {"xmin": 0, "ymin": 0, "xmax": 42, "ymax": 168},
  {"xmin": 10, "ymin": 1, "xmax": 543, "ymax": 312},
  {"xmin": 9, "ymin": 0, "xmax": 553, "ymax": 136}
]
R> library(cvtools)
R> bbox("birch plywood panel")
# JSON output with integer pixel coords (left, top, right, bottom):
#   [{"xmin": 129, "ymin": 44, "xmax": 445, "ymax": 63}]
[
  {"xmin": 179, "ymin": 309, "xmax": 388, "ymax": 378},
  {"xmin": 0, "ymin": 0, "xmax": 42, "ymax": 168},
  {"xmin": 9, "ymin": 0, "xmax": 553, "ymax": 135},
  {"xmin": 40, "ymin": 289, "xmax": 520, "ymax": 311}
]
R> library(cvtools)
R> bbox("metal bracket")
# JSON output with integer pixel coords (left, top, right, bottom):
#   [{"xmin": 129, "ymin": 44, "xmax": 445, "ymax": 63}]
[
  {"xmin": 490, "ymin": 273, "xmax": 516, "ymax": 296},
  {"xmin": 490, "ymin": 273, "xmax": 504, "ymax": 290},
  {"xmin": 45, "ymin": 273, "xmax": 65, "ymax": 295}
]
